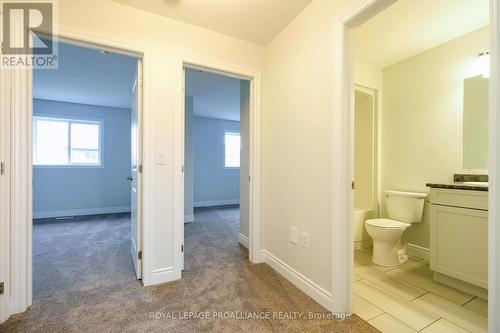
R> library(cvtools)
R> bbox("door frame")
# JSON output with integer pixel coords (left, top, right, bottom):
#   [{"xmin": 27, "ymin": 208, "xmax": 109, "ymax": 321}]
[
  {"xmin": 173, "ymin": 57, "xmax": 263, "ymax": 269},
  {"xmin": 332, "ymin": 2, "xmax": 500, "ymax": 332},
  {"xmin": 2, "ymin": 26, "xmax": 147, "ymax": 321}
]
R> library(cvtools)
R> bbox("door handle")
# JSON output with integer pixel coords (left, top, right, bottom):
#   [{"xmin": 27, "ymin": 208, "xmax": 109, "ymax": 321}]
[{"xmin": 127, "ymin": 176, "xmax": 133, "ymax": 182}]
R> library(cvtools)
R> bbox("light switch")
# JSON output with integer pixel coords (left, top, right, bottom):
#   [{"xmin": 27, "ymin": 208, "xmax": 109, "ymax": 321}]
[
  {"xmin": 156, "ymin": 150, "xmax": 166, "ymax": 165},
  {"xmin": 290, "ymin": 227, "xmax": 299, "ymax": 245}
]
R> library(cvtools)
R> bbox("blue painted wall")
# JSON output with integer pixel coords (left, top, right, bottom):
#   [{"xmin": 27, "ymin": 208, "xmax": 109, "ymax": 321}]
[
  {"xmin": 194, "ymin": 116, "xmax": 240, "ymax": 205},
  {"xmin": 33, "ymin": 99, "xmax": 131, "ymax": 217}
]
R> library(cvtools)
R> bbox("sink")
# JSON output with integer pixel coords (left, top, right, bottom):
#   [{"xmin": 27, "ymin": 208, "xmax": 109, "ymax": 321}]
[{"xmin": 463, "ymin": 181, "xmax": 489, "ymax": 186}]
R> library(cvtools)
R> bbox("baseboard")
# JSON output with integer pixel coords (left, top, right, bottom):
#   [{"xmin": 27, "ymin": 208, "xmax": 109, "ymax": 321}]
[
  {"xmin": 407, "ymin": 243, "xmax": 430, "ymax": 261},
  {"xmin": 354, "ymin": 240, "xmax": 372, "ymax": 250},
  {"xmin": 184, "ymin": 214, "xmax": 195, "ymax": 223},
  {"xmin": 193, "ymin": 199, "xmax": 239, "ymax": 208},
  {"xmin": 261, "ymin": 250, "xmax": 332, "ymax": 310},
  {"xmin": 239, "ymin": 233, "xmax": 249, "ymax": 248},
  {"xmin": 33, "ymin": 206, "xmax": 131, "ymax": 219}
]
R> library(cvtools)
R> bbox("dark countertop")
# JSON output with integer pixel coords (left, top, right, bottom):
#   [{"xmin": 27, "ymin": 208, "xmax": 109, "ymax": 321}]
[{"xmin": 426, "ymin": 182, "xmax": 489, "ymax": 192}]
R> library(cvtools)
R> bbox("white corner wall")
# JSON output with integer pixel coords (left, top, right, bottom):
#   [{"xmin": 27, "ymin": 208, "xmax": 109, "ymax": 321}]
[
  {"xmin": 55, "ymin": 0, "xmax": 265, "ymax": 286},
  {"xmin": 262, "ymin": 0, "xmax": 353, "ymax": 305}
]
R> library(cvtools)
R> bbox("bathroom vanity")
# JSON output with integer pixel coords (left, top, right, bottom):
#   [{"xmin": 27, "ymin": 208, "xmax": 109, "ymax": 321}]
[{"xmin": 427, "ymin": 175, "xmax": 488, "ymax": 299}]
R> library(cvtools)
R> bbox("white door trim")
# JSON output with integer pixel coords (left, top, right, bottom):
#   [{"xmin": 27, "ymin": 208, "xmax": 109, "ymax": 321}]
[
  {"xmin": 0, "ymin": 52, "xmax": 11, "ymax": 324},
  {"xmin": 333, "ymin": 3, "xmax": 500, "ymax": 332},
  {"xmin": 3, "ymin": 25, "xmax": 149, "ymax": 322},
  {"xmin": 489, "ymin": 0, "xmax": 500, "ymax": 331},
  {"xmin": 173, "ymin": 57, "xmax": 263, "ymax": 272}
]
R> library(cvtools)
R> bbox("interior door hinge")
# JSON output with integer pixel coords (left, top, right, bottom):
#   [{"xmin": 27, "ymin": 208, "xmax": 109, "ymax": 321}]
[
  {"xmin": 0, "ymin": 162, "xmax": 5, "ymax": 175},
  {"xmin": 138, "ymin": 251, "xmax": 142, "ymax": 260},
  {"xmin": 138, "ymin": 164, "xmax": 143, "ymax": 173},
  {"xmin": 181, "ymin": 245, "xmax": 184, "ymax": 252},
  {"xmin": 182, "ymin": 165, "xmax": 184, "ymax": 173},
  {"xmin": 0, "ymin": 282, "xmax": 4, "ymax": 295},
  {"xmin": 352, "ymin": 181, "xmax": 356, "ymax": 190}
]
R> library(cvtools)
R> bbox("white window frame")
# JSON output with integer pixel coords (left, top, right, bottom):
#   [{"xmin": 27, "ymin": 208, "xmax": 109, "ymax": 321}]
[
  {"xmin": 224, "ymin": 131, "xmax": 240, "ymax": 169},
  {"xmin": 33, "ymin": 116, "xmax": 103, "ymax": 168}
]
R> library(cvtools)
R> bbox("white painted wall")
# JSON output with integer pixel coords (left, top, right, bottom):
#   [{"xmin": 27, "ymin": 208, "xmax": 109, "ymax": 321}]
[
  {"xmin": 184, "ymin": 96, "xmax": 194, "ymax": 223},
  {"xmin": 52, "ymin": 0, "xmax": 264, "ymax": 285},
  {"xmin": 262, "ymin": 0, "xmax": 352, "ymax": 294},
  {"xmin": 382, "ymin": 27, "xmax": 489, "ymax": 249},
  {"xmin": 355, "ymin": 61, "xmax": 383, "ymax": 91}
]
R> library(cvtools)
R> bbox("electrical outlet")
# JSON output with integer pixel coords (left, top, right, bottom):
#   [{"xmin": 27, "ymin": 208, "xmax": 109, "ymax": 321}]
[
  {"xmin": 300, "ymin": 232, "xmax": 309, "ymax": 249},
  {"xmin": 290, "ymin": 227, "xmax": 299, "ymax": 245}
]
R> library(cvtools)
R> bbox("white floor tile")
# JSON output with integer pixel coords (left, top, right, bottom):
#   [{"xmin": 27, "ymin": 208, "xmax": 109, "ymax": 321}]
[
  {"xmin": 354, "ymin": 249, "xmax": 396, "ymax": 272},
  {"xmin": 421, "ymin": 319, "xmax": 470, "ymax": 333},
  {"xmin": 412, "ymin": 293, "xmax": 487, "ymax": 333},
  {"xmin": 355, "ymin": 265, "xmax": 426, "ymax": 301},
  {"xmin": 464, "ymin": 298, "xmax": 488, "ymax": 317},
  {"xmin": 386, "ymin": 260, "xmax": 475, "ymax": 305},
  {"xmin": 352, "ymin": 294, "xmax": 384, "ymax": 321},
  {"xmin": 353, "ymin": 273, "xmax": 363, "ymax": 282},
  {"xmin": 354, "ymin": 280, "xmax": 439, "ymax": 331},
  {"xmin": 368, "ymin": 313, "xmax": 419, "ymax": 333}
]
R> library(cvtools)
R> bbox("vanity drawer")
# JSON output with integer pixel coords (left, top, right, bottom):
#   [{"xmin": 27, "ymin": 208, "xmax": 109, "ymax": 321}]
[{"xmin": 429, "ymin": 188, "xmax": 488, "ymax": 210}]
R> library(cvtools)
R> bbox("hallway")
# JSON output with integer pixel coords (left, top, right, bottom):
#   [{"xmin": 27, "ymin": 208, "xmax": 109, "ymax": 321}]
[{"xmin": 0, "ymin": 208, "xmax": 375, "ymax": 332}]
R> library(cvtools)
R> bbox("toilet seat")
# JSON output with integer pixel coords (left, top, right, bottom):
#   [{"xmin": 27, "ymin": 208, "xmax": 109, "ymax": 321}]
[{"xmin": 366, "ymin": 218, "xmax": 410, "ymax": 229}]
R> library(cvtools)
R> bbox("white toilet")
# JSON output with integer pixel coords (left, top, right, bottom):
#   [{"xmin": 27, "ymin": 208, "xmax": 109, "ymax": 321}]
[{"xmin": 365, "ymin": 190, "xmax": 427, "ymax": 267}]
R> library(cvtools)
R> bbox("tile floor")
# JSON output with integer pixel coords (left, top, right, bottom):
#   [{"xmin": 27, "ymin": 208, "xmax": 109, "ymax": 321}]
[{"xmin": 353, "ymin": 247, "xmax": 488, "ymax": 333}]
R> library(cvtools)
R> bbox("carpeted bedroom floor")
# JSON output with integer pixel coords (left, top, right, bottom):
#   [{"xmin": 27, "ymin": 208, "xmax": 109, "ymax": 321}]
[{"xmin": 0, "ymin": 206, "xmax": 377, "ymax": 332}]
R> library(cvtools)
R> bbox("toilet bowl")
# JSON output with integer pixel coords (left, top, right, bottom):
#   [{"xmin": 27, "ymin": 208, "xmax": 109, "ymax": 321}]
[
  {"xmin": 365, "ymin": 190, "xmax": 427, "ymax": 267},
  {"xmin": 365, "ymin": 219, "xmax": 410, "ymax": 266}
]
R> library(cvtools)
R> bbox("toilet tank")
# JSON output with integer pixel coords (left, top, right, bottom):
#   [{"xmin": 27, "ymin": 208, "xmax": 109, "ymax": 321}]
[{"xmin": 386, "ymin": 190, "xmax": 427, "ymax": 223}]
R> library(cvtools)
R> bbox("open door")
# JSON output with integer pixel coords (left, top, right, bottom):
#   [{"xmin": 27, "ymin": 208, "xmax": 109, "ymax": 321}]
[{"xmin": 130, "ymin": 60, "xmax": 142, "ymax": 279}]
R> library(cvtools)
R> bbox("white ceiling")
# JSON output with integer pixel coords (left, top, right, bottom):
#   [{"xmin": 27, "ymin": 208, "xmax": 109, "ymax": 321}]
[
  {"xmin": 354, "ymin": 0, "xmax": 489, "ymax": 68},
  {"xmin": 185, "ymin": 68, "xmax": 242, "ymax": 122},
  {"xmin": 109, "ymin": 0, "xmax": 312, "ymax": 45},
  {"xmin": 34, "ymin": 41, "xmax": 137, "ymax": 108}
]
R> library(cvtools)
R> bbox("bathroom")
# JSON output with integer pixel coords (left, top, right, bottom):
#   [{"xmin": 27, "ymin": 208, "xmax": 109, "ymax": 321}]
[{"xmin": 351, "ymin": 0, "xmax": 490, "ymax": 332}]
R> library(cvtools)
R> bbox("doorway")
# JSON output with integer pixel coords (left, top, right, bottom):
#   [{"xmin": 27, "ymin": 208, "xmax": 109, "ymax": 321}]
[
  {"xmin": 31, "ymin": 40, "xmax": 143, "ymax": 300},
  {"xmin": 339, "ymin": 0, "xmax": 496, "ymax": 331},
  {"xmin": 175, "ymin": 60, "xmax": 262, "ymax": 272},
  {"xmin": 353, "ymin": 86, "xmax": 378, "ymax": 250},
  {"xmin": 182, "ymin": 66, "xmax": 251, "ymax": 270}
]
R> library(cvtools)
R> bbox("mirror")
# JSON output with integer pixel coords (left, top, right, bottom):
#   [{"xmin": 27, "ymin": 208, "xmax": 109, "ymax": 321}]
[{"xmin": 463, "ymin": 76, "xmax": 489, "ymax": 169}]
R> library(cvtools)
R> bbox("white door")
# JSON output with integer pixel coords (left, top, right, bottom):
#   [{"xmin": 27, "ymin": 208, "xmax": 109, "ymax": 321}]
[{"xmin": 130, "ymin": 60, "xmax": 142, "ymax": 279}]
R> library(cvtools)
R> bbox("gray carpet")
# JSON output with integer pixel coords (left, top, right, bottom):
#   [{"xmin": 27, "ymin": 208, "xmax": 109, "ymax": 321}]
[{"xmin": 0, "ymin": 207, "xmax": 377, "ymax": 332}]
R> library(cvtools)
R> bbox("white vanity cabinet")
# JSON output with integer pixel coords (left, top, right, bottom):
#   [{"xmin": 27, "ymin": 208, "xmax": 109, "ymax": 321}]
[{"xmin": 429, "ymin": 188, "xmax": 488, "ymax": 290}]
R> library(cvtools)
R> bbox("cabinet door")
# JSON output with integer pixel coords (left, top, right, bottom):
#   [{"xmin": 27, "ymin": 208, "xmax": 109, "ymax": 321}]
[{"xmin": 430, "ymin": 204, "xmax": 488, "ymax": 288}]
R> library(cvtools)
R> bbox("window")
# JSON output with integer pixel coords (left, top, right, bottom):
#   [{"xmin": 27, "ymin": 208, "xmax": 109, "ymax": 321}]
[
  {"xmin": 33, "ymin": 117, "xmax": 102, "ymax": 166},
  {"xmin": 224, "ymin": 132, "xmax": 240, "ymax": 168}
]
